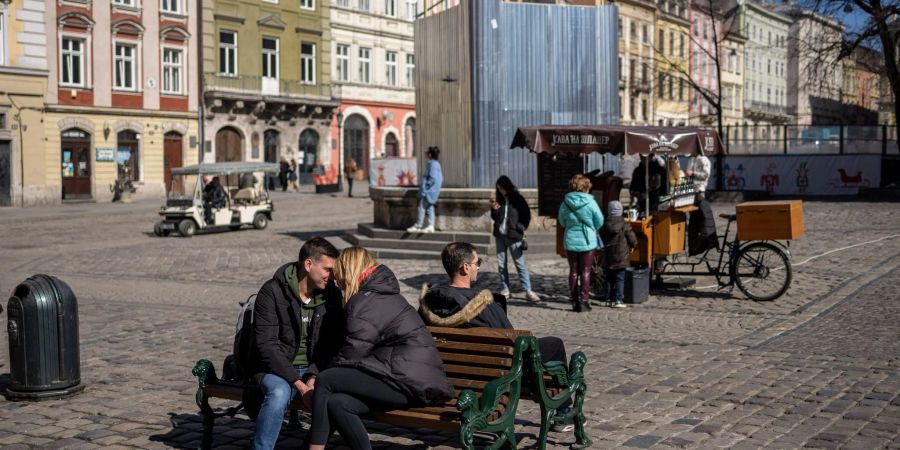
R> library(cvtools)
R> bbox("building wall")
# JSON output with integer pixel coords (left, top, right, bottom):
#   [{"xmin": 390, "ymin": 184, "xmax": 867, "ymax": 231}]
[
  {"xmin": 740, "ymin": 2, "xmax": 790, "ymax": 140},
  {"xmin": 37, "ymin": 0, "xmax": 200, "ymax": 204},
  {"xmin": 654, "ymin": 1, "xmax": 690, "ymax": 127},
  {"xmin": 618, "ymin": 0, "xmax": 656, "ymax": 126},
  {"xmin": 329, "ymin": 0, "xmax": 417, "ymax": 183},
  {"xmin": 688, "ymin": 3, "xmax": 725, "ymax": 124},
  {"xmin": 784, "ymin": 9, "xmax": 843, "ymax": 124}
]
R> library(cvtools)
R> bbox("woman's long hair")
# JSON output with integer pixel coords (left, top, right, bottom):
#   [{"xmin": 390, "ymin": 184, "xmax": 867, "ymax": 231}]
[
  {"xmin": 334, "ymin": 246, "xmax": 378, "ymax": 306},
  {"xmin": 494, "ymin": 175, "xmax": 518, "ymax": 202}
]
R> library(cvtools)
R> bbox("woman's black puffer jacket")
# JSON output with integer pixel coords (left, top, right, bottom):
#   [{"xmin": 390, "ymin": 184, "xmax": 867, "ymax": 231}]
[{"xmin": 333, "ymin": 265, "xmax": 454, "ymax": 405}]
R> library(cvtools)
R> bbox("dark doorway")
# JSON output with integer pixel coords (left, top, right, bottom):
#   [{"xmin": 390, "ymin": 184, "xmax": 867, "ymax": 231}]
[
  {"xmin": 343, "ymin": 114, "xmax": 369, "ymax": 180},
  {"xmin": 385, "ymin": 132, "xmax": 399, "ymax": 157},
  {"xmin": 61, "ymin": 128, "xmax": 92, "ymax": 200},
  {"xmin": 0, "ymin": 140, "xmax": 10, "ymax": 206},
  {"xmin": 117, "ymin": 130, "xmax": 140, "ymax": 182},
  {"xmin": 298, "ymin": 129, "xmax": 318, "ymax": 184},
  {"xmin": 264, "ymin": 130, "xmax": 280, "ymax": 189},
  {"xmin": 216, "ymin": 127, "xmax": 243, "ymax": 162},
  {"xmin": 164, "ymin": 132, "xmax": 183, "ymax": 193}
]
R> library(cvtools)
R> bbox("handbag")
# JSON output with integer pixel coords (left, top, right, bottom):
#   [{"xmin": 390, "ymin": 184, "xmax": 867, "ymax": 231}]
[{"xmin": 521, "ymin": 232, "xmax": 529, "ymax": 251}]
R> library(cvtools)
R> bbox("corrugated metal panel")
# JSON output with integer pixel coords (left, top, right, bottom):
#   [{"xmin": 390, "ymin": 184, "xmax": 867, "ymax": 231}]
[
  {"xmin": 414, "ymin": 1, "xmax": 473, "ymax": 188},
  {"xmin": 469, "ymin": 1, "xmax": 620, "ymax": 188}
]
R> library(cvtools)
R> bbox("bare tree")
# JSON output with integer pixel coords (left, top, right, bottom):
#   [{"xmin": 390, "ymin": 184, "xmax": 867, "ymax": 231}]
[
  {"xmin": 793, "ymin": 0, "xmax": 899, "ymax": 144},
  {"xmin": 654, "ymin": 0, "xmax": 742, "ymax": 189}
]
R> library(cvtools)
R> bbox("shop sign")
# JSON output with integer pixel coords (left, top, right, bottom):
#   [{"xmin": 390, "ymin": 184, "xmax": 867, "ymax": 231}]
[{"xmin": 96, "ymin": 147, "xmax": 115, "ymax": 162}]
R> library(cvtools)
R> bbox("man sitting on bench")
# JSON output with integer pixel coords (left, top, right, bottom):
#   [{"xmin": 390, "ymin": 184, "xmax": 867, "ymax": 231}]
[
  {"xmin": 418, "ymin": 242, "xmax": 576, "ymax": 432},
  {"xmin": 246, "ymin": 238, "xmax": 344, "ymax": 450}
]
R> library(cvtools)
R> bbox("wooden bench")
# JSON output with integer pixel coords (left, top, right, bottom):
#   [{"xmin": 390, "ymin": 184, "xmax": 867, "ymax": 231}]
[{"xmin": 192, "ymin": 327, "xmax": 535, "ymax": 450}]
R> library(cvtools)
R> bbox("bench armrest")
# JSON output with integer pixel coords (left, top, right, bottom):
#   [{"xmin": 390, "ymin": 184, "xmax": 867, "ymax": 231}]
[
  {"xmin": 456, "ymin": 336, "xmax": 533, "ymax": 449},
  {"xmin": 192, "ymin": 359, "xmax": 219, "ymax": 410},
  {"xmin": 529, "ymin": 349, "xmax": 588, "ymax": 408}
]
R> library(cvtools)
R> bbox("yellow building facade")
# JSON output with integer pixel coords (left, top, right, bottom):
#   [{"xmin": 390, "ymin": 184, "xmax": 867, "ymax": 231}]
[
  {"xmin": 653, "ymin": 0, "xmax": 690, "ymax": 126},
  {"xmin": 618, "ymin": 0, "xmax": 656, "ymax": 125}
]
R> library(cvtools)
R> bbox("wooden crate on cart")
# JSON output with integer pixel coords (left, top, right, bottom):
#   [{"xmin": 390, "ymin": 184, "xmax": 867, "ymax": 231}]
[{"xmin": 736, "ymin": 200, "xmax": 804, "ymax": 241}]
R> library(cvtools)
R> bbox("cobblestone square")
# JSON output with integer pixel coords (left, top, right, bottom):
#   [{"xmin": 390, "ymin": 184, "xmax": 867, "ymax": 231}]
[{"xmin": 1, "ymin": 190, "xmax": 899, "ymax": 449}]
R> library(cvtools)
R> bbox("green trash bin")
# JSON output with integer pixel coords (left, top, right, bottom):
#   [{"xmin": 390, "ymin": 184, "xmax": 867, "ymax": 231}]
[{"xmin": 6, "ymin": 274, "xmax": 84, "ymax": 400}]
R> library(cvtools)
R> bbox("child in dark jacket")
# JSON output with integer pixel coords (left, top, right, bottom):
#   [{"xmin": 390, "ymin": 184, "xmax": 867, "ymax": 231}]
[{"xmin": 600, "ymin": 201, "xmax": 637, "ymax": 308}]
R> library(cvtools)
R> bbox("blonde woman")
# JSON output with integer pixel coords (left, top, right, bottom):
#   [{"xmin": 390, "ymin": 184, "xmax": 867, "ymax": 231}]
[
  {"xmin": 558, "ymin": 174, "xmax": 604, "ymax": 313},
  {"xmin": 307, "ymin": 247, "xmax": 453, "ymax": 450}
]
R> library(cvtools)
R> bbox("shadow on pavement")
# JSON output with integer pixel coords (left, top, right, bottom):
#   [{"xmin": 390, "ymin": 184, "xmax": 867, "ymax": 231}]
[{"xmin": 279, "ymin": 229, "xmax": 351, "ymax": 241}]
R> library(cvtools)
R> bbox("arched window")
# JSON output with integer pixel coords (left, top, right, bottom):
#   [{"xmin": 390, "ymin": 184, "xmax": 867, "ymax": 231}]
[
  {"xmin": 404, "ymin": 117, "xmax": 416, "ymax": 157},
  {"xmin": 343, "ymin": 114, "xmax": 369, "ymax": 178},
  {"xmin": 385, "ymin": 132, "xmax": 399, "ymax": 157},
  {"xmin": 117, "ymin": 130, "xmax": 140, "ymax": 182},
  {"xmin": 299, "ymin": 129, "xmax": 319, "ymax": 174}
]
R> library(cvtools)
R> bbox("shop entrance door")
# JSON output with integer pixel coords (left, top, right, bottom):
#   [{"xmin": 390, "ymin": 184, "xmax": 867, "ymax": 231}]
[
  {"xmin": 61, "ymin": 129, "xmax": 92, "ymax": 200},
  {"xmin": 164, "ymin": 132, "xmax": 183, "ymax": 189}
]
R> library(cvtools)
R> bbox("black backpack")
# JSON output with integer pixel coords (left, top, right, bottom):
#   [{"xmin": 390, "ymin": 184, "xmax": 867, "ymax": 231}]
[{"xmin": 223, "ymin": 294, "xmax": 256, "ymax": 382}]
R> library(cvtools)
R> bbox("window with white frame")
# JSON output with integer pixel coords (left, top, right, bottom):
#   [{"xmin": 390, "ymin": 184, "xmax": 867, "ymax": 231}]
[
  {"xmin": 335, "ymin": 44, "xmax": 349, "ymax": 81},
  {"xmin": 358, "ymin": 0, "xmax": 369, "ymax": 11},
  {"xmin": 406, "ymin": 54, "xmax": 415, "ymax": 87},
  {"xmin": 61, "ymin": 37, "xmax": 86, "ymax": 86},
  {"xmin": 358, "ymin": 47, "xmax": 371, "ymax": 83},
  {"xmin": 1, "ymin": 11, "xmax": 6, "ymax": 66},
  {"xmin": 161, "ymin": 0, "xmax": 180, "ymax": 14},
  {"xmin": 262, "ymin": 37, "xmax": 279, "ymax": 79},
  {"xmin": 385, "ymin": 51, "xmax": 397, "ymax": 86},
  {"xmin": 300, "ymin": 0, "xmax": 315, "ymax": 10},
  {"xmin": 115, "ymin": 43, "xmax": 137, "ymax": 90},
  {"xmin": 219, "ymin": 30, "xmax": 237, "ymax": 76},
  {"xmin": 162, "ymin": 48, "xmax": 183, "ymax": 94},
  {"xmin": 385, "ymin": 0, "xmax": 396, "ymax": 17},
  {"xmin": 300, "ymin": 42, "xmax": 316, "ymax": 84},
  {"xmin": 406, "ymin": 0, "xmax": 417, "ymax": 20},
  {"xmin": 113, "ymin": 0, "xmax": 136, "ymax": 6},
  {"xmin": 335, "ymin": 0, "xmax": 348, "ymax": 6}
]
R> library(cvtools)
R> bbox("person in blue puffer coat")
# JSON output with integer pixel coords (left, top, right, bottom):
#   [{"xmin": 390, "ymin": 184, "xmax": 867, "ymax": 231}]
[
  {"xmin": 407, "ymin": 146, "xmax": 443, "ymax": 233},
  {"xmin": 558, "ymin": 174, "xmax": 604, "ymax": 313}
]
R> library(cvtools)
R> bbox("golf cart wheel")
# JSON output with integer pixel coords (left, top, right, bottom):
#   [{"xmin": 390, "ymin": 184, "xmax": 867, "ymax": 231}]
[
  {"xmin": 153, "ymin": 221, "xmax": 166, "ymax": 237},
  {"xmin": 178, "ymin": 219, "xmax": 197, "ymax": 237},
  {"xmin": 252, "ymin": 213, "xmax": 268, "ymax": 230}
]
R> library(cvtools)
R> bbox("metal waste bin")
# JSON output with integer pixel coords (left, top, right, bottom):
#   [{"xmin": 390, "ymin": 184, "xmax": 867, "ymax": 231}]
[{"xmin": 6, "ymin": 274, "xmax": 84, "ymax": 400}]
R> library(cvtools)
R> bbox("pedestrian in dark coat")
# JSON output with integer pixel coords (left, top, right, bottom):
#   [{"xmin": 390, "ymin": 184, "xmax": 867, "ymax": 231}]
[
  {"xmin": 308, "ymin": 247, "xmax": 453, "ymax": 450},
  {"xmin": 599, "ymin": 201, "xmax": 637, "ymax": 307}
]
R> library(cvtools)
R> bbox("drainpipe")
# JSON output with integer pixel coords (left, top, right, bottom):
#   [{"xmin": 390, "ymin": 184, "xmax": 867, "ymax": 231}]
[{"xmin": 197, "ymin": 0, "xmax": 205, "ymax": 164}]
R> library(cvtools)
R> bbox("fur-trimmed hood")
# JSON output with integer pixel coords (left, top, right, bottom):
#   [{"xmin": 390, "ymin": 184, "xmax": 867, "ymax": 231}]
[{"xmin": 418, "ymin": 284, "xmax": 513, "ymax": 329}]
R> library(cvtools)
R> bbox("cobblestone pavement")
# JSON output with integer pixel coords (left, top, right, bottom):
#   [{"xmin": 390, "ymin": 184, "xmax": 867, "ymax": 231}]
[{"xmin": 0, "ymin": 190, "xmax": 899, "ymax": 449}]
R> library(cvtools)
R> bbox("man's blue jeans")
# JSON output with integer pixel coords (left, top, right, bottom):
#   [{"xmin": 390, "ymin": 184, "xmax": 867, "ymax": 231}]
[
  {"xmin": 415, "ymin": 197, "xmax": 435, "ymax": 228},
  {"xmin": 253, "ymin": 366, "xmax": 308, "ymax": 450},
  {"xmin": 496, "ymin": 236, "xmax": 532, "ymax": 292}
]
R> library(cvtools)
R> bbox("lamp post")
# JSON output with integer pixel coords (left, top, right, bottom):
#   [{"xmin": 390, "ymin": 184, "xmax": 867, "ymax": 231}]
[{"xmin": 337, "ymin": 110, "xmax": 344, "ymax": 192}]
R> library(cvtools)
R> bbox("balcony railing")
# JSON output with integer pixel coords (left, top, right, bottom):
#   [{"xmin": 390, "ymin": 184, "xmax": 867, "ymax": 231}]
[
  {"xmin": 204, "ymin": 73, "xmax": 330, "ymax": 98},
  {"xmin": 630, "ymin": 78, "xmax": 651, "ymax": 93},
  {"xmin": 745, "ymin": 100, "xmax": 789, "ymax": 116}
]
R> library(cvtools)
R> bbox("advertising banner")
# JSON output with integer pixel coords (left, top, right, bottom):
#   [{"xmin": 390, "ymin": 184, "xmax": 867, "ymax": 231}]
[
  {"xmin": 368, "ymin": 158, "xmax": 418, "ymax": 187},
  {"xmin": 712, "ymin": 154, "xmax": 881, "ymax": 195}
]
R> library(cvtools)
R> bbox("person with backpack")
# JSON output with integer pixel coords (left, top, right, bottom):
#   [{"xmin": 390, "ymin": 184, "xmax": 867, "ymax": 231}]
[{"xmin": 243, "ymin": 237, "xmax": 344, "ymax": 450}]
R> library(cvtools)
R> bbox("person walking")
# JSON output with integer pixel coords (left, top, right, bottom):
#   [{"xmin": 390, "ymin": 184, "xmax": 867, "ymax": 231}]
[
  {"xmin": 407, "ymin": 147, "xmax": 442, "ymax": 233},
  {"xmin": 558, "ymin": 174, "xmax": 604, "ymax": 313},
  {"xmin": 490, "ymin": 176, "xmax": 540, "ymax": 302},
  {"xmin": 307, "ymin": 247, "xmax": 453, "ymax": 450},
  {"xmin": 288, "ymin": 158, "xmax": 299, "ymax": 192},
  {"xmin": 599, "ymin": 201, "xmax": 637, "ymax": 308},
  {"xmin": 278, "ymin": 158, "xmax": 289, "ymax": 192},
  {"xmin": 685, "ymin": 148, "xmax": 711, "ymax": 202},
  {"xmin": 344, "ymin": 159, "xmax": 358, "ymax": 197}
]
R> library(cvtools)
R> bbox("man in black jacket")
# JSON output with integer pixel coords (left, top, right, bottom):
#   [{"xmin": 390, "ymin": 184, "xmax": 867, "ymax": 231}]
[
  {"xmin": 419, "ymin": 242, "xmax": 576, "ymax": 432},
  {"xmin": 248, "ymin": 237, "xmax": 344, "ymax": 450}
]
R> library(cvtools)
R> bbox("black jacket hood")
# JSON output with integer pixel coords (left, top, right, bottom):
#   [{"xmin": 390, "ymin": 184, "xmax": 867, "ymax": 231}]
[
  {"xmin": 359, "ymin": 264, "xmax": 401, "ymax": 296},
  {"xmin": 419, "ymin": 283, "xmax": 513, "ymax": 329}
]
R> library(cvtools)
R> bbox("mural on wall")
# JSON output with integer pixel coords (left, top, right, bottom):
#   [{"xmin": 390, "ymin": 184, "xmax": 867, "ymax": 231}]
[
  {"xmin": 713, "ymin": 155, "xmax": 880, "ymax": 195},
  {"xmin": 368, "ymin": 158, "xmax": 417, "ymax": 187}
]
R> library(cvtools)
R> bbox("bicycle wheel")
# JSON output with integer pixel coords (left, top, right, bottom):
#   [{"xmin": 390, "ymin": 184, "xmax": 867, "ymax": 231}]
[{"xmin": 730, "ymin": 242, "xmax": 792, "ymax": 301}]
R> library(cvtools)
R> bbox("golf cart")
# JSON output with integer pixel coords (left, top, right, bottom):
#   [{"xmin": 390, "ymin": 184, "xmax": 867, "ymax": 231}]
[{"xmin": 154, "ymin": 162, "xmax": 278, "ymax": 237}]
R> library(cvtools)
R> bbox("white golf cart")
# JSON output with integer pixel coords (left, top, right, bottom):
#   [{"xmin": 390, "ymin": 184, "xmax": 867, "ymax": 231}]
[{"xmin": 154, "ymin": 162, "xmax": 278, "ymax": 237}]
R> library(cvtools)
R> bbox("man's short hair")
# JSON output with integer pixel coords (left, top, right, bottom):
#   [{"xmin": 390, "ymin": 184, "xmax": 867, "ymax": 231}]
[
  {"xmin": 441, "ymin": 242, "xmax": 476, "ymax": 277},
  {"xmin": 298, "ymin": 237, "xmax": 340, "ymax": 264}
]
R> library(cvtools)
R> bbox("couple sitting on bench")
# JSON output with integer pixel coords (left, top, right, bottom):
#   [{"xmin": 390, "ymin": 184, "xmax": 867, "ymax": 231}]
[{"xmin": 244, "ymin": 238, "xmax": 574, "ymax": 450}]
